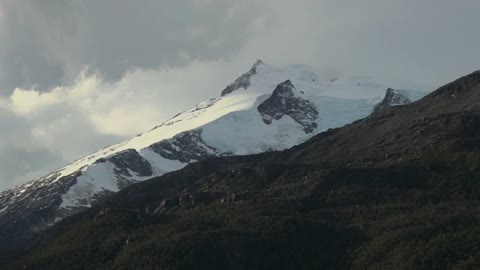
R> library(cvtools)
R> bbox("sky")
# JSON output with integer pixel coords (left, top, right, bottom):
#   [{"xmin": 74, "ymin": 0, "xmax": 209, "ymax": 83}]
[{"xmin": 0, "ymin": 0, "xmax": 480, "ymax": 189}]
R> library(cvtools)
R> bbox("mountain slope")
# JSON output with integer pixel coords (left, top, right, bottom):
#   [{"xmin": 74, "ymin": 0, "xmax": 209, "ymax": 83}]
[
  {"xmin": 0, "ymin": 60, "xmax": 425, "ymax": 260},
  {"xmin": 8, "ymin": 70, "xmax": 480, "ymax": 270}
]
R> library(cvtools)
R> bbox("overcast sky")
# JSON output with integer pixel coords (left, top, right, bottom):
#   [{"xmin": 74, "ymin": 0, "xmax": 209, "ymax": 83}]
[{"xmin": 0, "ymin": 0, "xmax": 480, "ymax": 189}]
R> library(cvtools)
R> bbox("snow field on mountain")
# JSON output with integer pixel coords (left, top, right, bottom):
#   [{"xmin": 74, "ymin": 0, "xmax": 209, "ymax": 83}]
[{"xmin": 0, "ymin": 61, "xmax": 429, "ymax": 215}]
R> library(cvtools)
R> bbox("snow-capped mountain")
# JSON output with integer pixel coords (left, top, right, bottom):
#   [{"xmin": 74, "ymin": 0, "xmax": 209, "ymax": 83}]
[{"xmin": 0, "ymin": 60, "xmax": 427, "ymax": 256}]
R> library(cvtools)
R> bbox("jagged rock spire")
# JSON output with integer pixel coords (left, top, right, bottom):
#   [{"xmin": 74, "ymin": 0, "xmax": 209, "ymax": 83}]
[
  {"xmin": 257, "ymin": 80, "xmax": 319, "ymax": 133},
  {"xmin": 220, "ymin": 59, "xmax": 264, "ymax": 96},
  {"xmin": 374, "ymin": 88, "xmax": 411, "ymax": 112}
]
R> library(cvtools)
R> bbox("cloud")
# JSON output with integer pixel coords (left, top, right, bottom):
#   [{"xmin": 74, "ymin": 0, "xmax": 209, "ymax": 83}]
[
  {"xmin": 0, "ymin": 146, "xmax": 62, "ymax": 187},
  {"xmin": 233, "ymin": 0, "xmax": 480, "ymax": 86},
  {"xmin": 1, "ymin": 0, "xmax": 480, "ymax": 93},
  {"xmin": 0, "ymin": 0, "xmax": 260, "ymax": 93},
  {"xmin": 0, "ymin": 106, "xmax": 63, "ymax": 187}
]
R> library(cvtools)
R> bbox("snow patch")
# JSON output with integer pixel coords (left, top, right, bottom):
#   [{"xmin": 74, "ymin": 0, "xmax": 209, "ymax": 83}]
[
  {"xmin": 60, "ymin": 161, "xmax": 120, "ymax": 209},
  {"xmin": 139, "ymin": 148, "xmax": 187, "ymax": 175}
]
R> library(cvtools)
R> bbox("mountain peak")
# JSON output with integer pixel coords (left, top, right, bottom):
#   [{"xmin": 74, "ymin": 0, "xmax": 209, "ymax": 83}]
[
  {"xmin": 252, "ymin": 59, "xmax": 264, "ymax": 68},
  {"xmin": 257, "ymin": 80, "xmax": 319, "ymax": 133},
  {"xmin": 279, "ymin": 79, "xmax": 294, "ymax": 88},
  {"xmin": 374, "ymin": 88, "xmax": 411, "ymax": 112},
  {"xmin": 220, "ymin": 60, "xmax": 265, "ymax": 96}
]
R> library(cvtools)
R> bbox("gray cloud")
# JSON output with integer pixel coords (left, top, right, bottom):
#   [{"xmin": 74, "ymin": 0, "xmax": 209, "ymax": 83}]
[
  {"xmin": 1, "ymin": 0, "xmax": 480, "ymax": 93},
  {"xmin": 0, "ymin": 146, "xmax": 62, "ymax": 187},
  {"xmin": 0, "ymin": 107, "xmax": 61, "ymax": 187},
  {"xmin": 233, "ymin": 0, "xmax": 480, "ymax": 87},
  {"xmin": 0, "ymin": 101, "xmax": 123, "ymax": 188},
  {"xmin": 0, "ymin": 0, "xmax": 259, "ymax": 93}
]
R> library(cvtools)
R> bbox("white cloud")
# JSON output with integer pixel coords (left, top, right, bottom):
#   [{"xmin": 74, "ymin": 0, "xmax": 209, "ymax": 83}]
[{"xmin": 4, "ymin": 61, "xmax": 232, "ymax": 135}]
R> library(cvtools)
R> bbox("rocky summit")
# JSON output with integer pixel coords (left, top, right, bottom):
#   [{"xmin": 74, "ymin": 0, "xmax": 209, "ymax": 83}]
[
  {"xmin": 374, "ymin": 88, "xmax": 412, "ymax": 112},
  {"xmin": 257, "ymin": 80, "xmax": 319, "ymax": 133}
]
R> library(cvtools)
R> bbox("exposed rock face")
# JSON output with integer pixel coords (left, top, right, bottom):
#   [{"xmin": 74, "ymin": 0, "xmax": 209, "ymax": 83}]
[
  {"xmin": 149, "ymin": 129, "xmax": 220, "ymax": 163},
  {"xmin": 96, "ymin": 149, "xmax": 153, "ymax": 178},
  {"xmin": 374, "ymin": 88, "xmax": 411, "ymax": 112},
  {"xmin": 258, "ymin": 80, "xmax": 319, "ymax": 133},
  {"xmin": 221, "ymin": 60, "xmax": 263, "ymax": 96}
]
